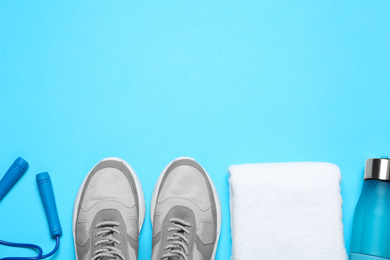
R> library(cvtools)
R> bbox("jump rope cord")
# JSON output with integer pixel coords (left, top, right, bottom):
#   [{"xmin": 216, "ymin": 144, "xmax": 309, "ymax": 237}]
[{"xmin": 0, "ymin": 236, "xmax": 60, "ymax": 260}]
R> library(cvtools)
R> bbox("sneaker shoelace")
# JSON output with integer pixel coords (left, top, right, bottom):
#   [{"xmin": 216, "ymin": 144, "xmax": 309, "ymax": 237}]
[
  {"xmin": 162, "ymin": 218, "xmax": 192, "ymax": 260},
  {"xmin": 92, "ymin": 221, "xmax": 125, "ymax": 260}
]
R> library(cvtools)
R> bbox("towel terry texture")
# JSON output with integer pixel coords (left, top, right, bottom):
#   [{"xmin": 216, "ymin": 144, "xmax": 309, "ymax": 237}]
[{"xmin": 228, "ymin": 162, "xmax": 347, "ymax": 260}]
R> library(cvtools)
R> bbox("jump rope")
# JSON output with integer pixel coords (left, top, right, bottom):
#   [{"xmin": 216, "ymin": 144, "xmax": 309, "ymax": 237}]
[{"xmin": 0, "ymin": 158, "xmax": 62, "ymax": 260}]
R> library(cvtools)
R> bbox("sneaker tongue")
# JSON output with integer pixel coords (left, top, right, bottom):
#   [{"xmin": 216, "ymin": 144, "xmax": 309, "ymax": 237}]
[{"xmin": 101, "ymin": 257, "xmax": 117, "ymax": 260}]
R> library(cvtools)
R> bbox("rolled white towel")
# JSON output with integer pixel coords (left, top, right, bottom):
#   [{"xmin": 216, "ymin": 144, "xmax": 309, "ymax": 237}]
[{"xmin": 228, "ymin": 162, "xmax": 347, "ymax": 260}]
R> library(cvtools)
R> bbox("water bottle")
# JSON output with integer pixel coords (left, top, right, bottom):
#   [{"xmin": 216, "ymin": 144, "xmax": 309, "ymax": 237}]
[{"xmin": 350, "ymin": 158, "xmax": 390, "ymax": 260}]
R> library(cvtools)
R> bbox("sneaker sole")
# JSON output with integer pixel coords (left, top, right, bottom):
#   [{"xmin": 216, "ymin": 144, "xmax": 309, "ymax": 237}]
[
  {"xmin": 72, "ymin": 157, "xmax": 146, "ymax": 260},
  {"xmin": 150, "ymin": 157, "xmax": 222, "ymax": 260}
]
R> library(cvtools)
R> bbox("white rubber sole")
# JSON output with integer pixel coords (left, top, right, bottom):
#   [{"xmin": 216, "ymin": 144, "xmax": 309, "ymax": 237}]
[
  {"xmin": 72, "ymin": 157, "xmax": 146, "ymax": 259},
  {"xmin": 150, "ymin": 157, "xmax": 222, "ymax": 260}
]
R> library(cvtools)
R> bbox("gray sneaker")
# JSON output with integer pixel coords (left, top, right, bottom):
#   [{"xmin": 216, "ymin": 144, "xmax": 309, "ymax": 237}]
[
  {"xmin": 150, "ymin": 157, "xmax": 222, "ymax": 260},
  {"xmin": 73, "ymin": 158, "xmax": 145, "ymax": 260}
]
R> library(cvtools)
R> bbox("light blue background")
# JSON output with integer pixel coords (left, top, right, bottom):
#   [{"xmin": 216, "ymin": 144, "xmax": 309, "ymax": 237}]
[{"xmin": 1, "ymin": 1, "xmax": 390, "ymax": 259}]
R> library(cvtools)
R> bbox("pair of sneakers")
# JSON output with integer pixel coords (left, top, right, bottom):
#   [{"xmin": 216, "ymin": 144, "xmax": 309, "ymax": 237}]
[{"xmin": 73, "ymin": 157, "xmax": 221, "ymax": 260}]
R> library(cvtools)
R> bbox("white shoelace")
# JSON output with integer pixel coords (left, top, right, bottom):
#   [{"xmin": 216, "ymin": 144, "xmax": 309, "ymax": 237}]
[
  {"xmin": 162, "ymin": 218, "xmax": 192, "ymax": 260},
  {"xmin": 92, "ymin": 221, "xmax": 125, "ymax": 260}
]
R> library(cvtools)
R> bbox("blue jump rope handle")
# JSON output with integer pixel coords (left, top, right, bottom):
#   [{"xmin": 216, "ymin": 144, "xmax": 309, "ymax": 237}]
[
  {"xmin": 0, "ymin": 157, "xmax": 29, "ymax": 201},
  {"xmin": 36, "ymin": 172, "xmax": 62, "ymax": 237}
]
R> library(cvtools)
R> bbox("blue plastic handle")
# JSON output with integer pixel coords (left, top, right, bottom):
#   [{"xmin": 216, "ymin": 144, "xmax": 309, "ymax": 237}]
[
  {"xmin": 0, "ymin": 157, "xmax": 29, "ymax": 201},
  {"xmin": 36, "ymin": 172, "xmax": 62, "ymax": 237}
]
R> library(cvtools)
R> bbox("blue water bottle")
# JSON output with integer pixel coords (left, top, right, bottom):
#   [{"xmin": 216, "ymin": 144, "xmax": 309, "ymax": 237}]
[{"xmin": 350, "ymin": 158, "xmax": 390, "ymax": 260}]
